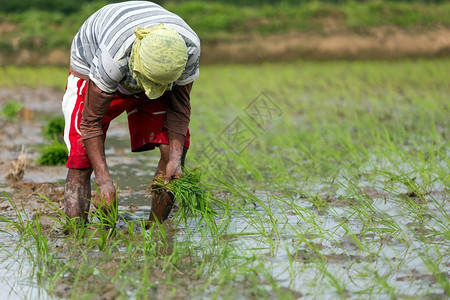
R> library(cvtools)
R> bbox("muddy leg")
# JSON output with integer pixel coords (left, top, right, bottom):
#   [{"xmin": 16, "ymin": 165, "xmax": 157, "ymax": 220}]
[
  {"xmin": 65, "ymin": 167, "xmax": 93, "ymax": 222},
  {"xmin": 148, "ymin": 145, "xmax": 187, "ymax": 223}
]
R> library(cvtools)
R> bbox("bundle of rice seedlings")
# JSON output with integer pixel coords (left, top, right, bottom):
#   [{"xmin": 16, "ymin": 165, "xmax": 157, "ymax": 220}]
[
  {"xmin": 43, "ymin": 117, "xmax": 65, "ymax": 140},
  {"xmin": 37, "ymin": 140, "xmax": 68, "ymax": 166},
  {"xmin": 1, "ymin": 100, "xmax": 23, "ymax": 121},
  {"xmin": 150, "ymin": 169, "xmax": 218, "ymax": 225}
]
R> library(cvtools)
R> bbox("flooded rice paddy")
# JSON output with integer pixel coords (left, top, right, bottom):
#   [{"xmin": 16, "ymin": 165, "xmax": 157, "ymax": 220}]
[{"xmin": 1, "ymin": 60, "xmax": 449, "ymax": 299}]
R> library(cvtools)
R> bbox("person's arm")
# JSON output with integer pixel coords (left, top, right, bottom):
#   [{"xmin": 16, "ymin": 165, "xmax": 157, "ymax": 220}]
[
  {"xmin": 80, "ymin": 80, "xmax": 116, "ymax": 207},
  {"xmin": 164, "ymin": 82, "xmax": 193, "ymax": 184}
]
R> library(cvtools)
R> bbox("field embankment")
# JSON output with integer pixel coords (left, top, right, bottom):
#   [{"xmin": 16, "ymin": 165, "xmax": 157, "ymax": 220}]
[
  {"xmin": 1, "ymin": 0, "xmax": 450, "ymax": 65},
  {"xmin": 201, "ymin": 26, "xmax": 450, "ymax": 63}
]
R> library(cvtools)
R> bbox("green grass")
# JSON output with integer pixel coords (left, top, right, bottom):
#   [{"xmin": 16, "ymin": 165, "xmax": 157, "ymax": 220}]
[
  {"xmin": 0, "ymin": 59, "xmax": 449, "ymax": 298},
  {"xmin": 0, "ymin": 66, "xmax": 68, "ymax": 89},
  {"xmin": 189, "ymin": 59, "xmax": 449, "ymax": 186},
  {"xmin": 168, "ymin": 0, "xmax": 450, "ymax": 41},
  {"xmin": 1, "ymin": 0, "xmax": 450, "ymax": 58}
]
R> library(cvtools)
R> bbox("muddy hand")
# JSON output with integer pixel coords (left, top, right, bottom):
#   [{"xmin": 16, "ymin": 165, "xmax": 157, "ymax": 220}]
[
  {"xmin": 92, "ymin": 180, "xmax": 117, "ymax": 212},
  {"xmin": 164, "ymin": 159, "xmax": 183, "ymax": 184}
]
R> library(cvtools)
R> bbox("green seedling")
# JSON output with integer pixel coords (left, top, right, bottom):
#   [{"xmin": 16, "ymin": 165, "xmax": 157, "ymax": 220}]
[
  {"xmin": 0, "ymin": 59, "xmax": 449, "ymax": 299},
  {"xmin": 43, "ymin": 116, "xmax": 65, "ymax": 141},
  {"xmin": 37, "ymin": 140, "xmax": 68, "ymax": 166},
  {"xmin": 1, "ymin": 100, "xmax": 23, "ymax": 121},
  {"xmin": 420, "ymin": 247, "xmax": 450, "ymax": 295},
  {"xmin": 151, "ymin": 168, "xmax": 220, "ymax": 228}
]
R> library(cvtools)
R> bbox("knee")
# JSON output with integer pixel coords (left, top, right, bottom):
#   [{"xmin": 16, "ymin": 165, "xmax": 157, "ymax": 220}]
[{"xmin": 67, "ymin": 167, "xmax": 93, "ymax": 183}]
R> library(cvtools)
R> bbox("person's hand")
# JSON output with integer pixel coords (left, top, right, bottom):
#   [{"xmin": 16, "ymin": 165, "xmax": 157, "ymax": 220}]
[
  {"xmin": 83, "ymin": 136, "xmax": 116, "ymax": 212},
  {"xmin": 164, "ymin": 159, "xmax": 183, "ymax": 185},
  {"xmin": 92, "ymin": 178, "xmax": 116, "ymax": 211}
]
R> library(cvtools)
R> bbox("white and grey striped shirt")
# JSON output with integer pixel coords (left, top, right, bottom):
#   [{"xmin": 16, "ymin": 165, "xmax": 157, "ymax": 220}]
[{"xmin": 70, "ymin": 1, "xmax": 200, "ymax": 94}]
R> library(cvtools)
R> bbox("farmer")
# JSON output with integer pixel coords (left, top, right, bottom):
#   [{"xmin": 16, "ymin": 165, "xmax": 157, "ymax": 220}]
[{"xmin": 62, "ymin": 1, "xmax": 200, "ymax": 225}]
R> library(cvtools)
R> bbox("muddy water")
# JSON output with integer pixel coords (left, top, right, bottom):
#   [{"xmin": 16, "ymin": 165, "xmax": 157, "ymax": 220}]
[
  {"xmin": 0, "ymin": 232, "xmax": 51, "ymax": 299},
  {"xmin": 0, "ymin": 86, "xmax": 159, "ymax": 204},
  {"xmin": 0, "ymin": 88, "xmax": 160, "ymax": 298},
  {"xmin": 1, "ymin": 88, "xmax": 449, "ymax": 299}
]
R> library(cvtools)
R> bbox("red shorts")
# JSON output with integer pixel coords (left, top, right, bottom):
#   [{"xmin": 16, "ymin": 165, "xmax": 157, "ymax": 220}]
[{"xmin": 62, "ymin": 74, "xmax": 190, "ymax": 169}]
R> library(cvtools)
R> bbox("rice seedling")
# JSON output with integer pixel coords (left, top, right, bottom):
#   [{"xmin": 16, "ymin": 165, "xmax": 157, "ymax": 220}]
[
  {"xmin": 37, "ymin": 140, "xmax": 68, "ymax": 166},
  {"xmin": 42, "ymin": 116, "xmax": 65, "ymax": 141},
  {"xmin": 0, "ymin": 59, "xmax": 449, "ymax": 299},
  {"xmin": 419, "ymin": 246, "xmax": 450, "ymax": 294},
  {"xmin": 150, "ymin": 168, "xmax": 223, "ymax": 231},
  {"xmin": 0, "ymin": 99, "xmax": 23, "ymax": 121}
]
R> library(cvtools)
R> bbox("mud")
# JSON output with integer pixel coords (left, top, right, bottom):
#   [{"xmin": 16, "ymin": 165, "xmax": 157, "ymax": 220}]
[
  {"xmin": 0, "ymin": 87, "xmax": 66, "ymax": 221},
  {"xmin": 0, "ymin": 86, "xmax": 157, "ymax": 225},
  {"xmin": 0, "ymin": 87, "xmax": 448, "ymax": 299}
]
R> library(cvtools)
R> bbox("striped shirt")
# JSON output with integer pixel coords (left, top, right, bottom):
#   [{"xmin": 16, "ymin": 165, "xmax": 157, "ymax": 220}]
[{"xmin": 70, "ymin": 1, "xmax": 200, "ymax": 94}]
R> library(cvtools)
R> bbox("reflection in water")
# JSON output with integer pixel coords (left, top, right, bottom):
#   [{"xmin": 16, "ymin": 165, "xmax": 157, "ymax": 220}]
[
  {"xmin": 0, "ymin": 233, "xmax": 49, "ymax": 299},
  {"xmin": 0, "ymin": 115, "xmax": 448, "ymax": 299}
]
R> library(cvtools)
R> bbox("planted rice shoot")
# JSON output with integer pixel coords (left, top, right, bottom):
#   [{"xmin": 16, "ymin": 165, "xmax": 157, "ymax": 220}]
[
  {"xmin": 1, "ymin": 99, "xmax": 23, "ymax": 120},
  {"xmin": 0, "ymin": 59, "xmax": 448, "ymax": 299},
  {"xmin": 37, "ymin": 140, "xmax": 68, "ymax": 166},
  {"xmin": 37, "ymin": 117, "xmax": 67, "ymax": 165},
  {"xmin": 42, "ymin": 116, "xmax": 65, "ymax": 141}
]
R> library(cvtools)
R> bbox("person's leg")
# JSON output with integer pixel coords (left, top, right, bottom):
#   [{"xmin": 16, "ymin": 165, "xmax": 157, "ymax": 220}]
[
  {"xmin": 125, "ymin": 93, "xmax": 190, "ymax": 223},
  {"xmin": 62, "ymin": 74, "xmax": 93, "ymax": 224},
  {"xmin": 62, "ymin": 74, "xmax": 133, "ymax": 223},
  {"xmin": 149, "ymin": 145, "xmax": 188, "ymax": 223},
  {"xmin": 65, "ymin": 167, "xmax": 93, "ymax": 221}
]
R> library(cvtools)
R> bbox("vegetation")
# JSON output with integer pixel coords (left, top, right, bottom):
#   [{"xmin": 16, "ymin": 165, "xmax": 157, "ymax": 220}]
[
  {"xmin": 0, "ymin": 59, "xmax": 448, "ymax": 298},
  {"xmin": 151, "ymin": 169, "xmax": 220, "ymax": 228},
  {"xmin": 0, "ymin": 66, "xmax": 68, "ymax": 89},
  {"xmin": 0, "ymin": 0, "xmax": 114, "ymax": 14},
  {"xmin": 42, "ymin": 116, "xmax": 65, "ymax": 140},
  {"xmin": 1, "ymin": 0, "xmax": 450, "ymax": 63},
  {"xmin": 37, "ymin": 140, "xmax": 68, "ymax": 166},
  {"xmin": 36, "ymin": 117, "xmax": 67, "ymax": 166},
  {"xmin": 0, "ymin": 100, "xmax": 23, "ymax": 121},
  {"xmin": 1, "ymin": 0, "xmax": 447, "ymax": 298},
  {"xmin": 1, "ymin": 0, "xmax": 447, "ymax": 14}
]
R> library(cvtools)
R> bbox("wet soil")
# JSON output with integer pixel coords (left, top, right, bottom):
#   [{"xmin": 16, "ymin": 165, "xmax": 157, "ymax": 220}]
[
  {"xmin": 0, "ymin": 86, "xmax": 65, "ymax": 215},
  {"xmin": 0, "ymin": 87, "xmax": 448, "ymax": 299},
  {"xmin": 0, "ymin": 86, "xmax": 156, "ymax": 223}
]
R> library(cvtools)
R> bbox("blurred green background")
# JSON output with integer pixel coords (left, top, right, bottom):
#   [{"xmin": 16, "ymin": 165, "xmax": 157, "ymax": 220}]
[
  {"xmin": 1, "ymin": 0, "xmax": 450, "ymax": 65},
  {"xmin": 2, "ymin": 0, "xmax": 448, "ymax": 14}
]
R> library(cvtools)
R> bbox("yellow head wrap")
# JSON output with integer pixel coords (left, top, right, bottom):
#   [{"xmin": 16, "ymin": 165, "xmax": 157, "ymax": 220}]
[{"xmin": 129, "ymin": 24, "xmax": 188, "ymax": 99}]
